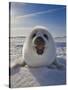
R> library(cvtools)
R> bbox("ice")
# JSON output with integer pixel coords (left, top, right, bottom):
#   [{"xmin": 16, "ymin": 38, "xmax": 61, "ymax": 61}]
[{"xmin": 10, "ymin": 37, "xmax": 66, "ymax": 88}]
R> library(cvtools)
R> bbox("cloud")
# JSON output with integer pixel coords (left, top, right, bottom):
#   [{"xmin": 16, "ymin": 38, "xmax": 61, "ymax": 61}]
[
  {"xmin": 15, "ymin": 7, "xmax": 65, "ymax": 19},
  {"xmin": 11, "ymin": 27, "xmax": 32, "ymax": 37}
]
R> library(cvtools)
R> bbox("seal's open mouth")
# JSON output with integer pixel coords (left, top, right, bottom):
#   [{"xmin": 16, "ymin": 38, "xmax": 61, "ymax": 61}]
[{"xmin": 34, "ymin": 37, "xmax": 45, "ymax": 55}]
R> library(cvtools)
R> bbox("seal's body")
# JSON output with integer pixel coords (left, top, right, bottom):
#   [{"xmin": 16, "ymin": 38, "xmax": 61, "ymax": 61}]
[{"xmin": 22, "ymin": 26, "xmax": 56, "ymax": 67}]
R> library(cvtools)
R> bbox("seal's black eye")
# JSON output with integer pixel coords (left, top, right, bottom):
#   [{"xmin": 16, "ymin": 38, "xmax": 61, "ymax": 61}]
[
  {"xmin": 32, "ymin": 33, "xmax": 36, "ymax": 38},
  {"xmin": 44, "ymin": 34, "xmax": 48, "ymax": 40}
]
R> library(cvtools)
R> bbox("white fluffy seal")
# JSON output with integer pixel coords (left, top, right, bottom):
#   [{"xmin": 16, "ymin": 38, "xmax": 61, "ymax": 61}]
[{"xmin": 22, "ymin": 26, "xmax": 64, "ymax": 68}]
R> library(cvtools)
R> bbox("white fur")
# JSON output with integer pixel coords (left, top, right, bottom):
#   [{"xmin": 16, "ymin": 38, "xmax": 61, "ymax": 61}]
[{"xmin": 22, "ymin": 26, "xmax": 56, "ymax": 67}]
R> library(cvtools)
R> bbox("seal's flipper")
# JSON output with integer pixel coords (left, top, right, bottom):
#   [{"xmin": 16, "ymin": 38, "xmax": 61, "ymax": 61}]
[
  {"xmin": 15, "ymin": 57, "xmax": 27, "ymax": 67},
  {"xmin": 47, "ymin": 63, "xmax": 56, "ymax": 69},
  {"xmin": 20, "ymin": 61, "xmax": 27, "ymax": 67},
  {"xmin": 52, "ymin": 59, "xmax": 64, "ymax": 70}
]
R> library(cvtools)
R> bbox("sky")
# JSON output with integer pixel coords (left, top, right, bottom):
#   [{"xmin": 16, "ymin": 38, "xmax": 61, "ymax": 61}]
[{"xmin": 10, "ymin": 2, "xmax": 66, "ymax": 37}]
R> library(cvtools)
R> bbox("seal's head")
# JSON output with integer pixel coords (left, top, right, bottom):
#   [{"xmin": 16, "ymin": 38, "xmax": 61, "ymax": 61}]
[{"xmin": 30, "ymin": 26, "xmax": 49, "ymax": 55}]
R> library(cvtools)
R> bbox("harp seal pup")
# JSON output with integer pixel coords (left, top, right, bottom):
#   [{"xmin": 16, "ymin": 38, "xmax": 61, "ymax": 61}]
[{"xmin": 22, "ymin": 26, "xmax": 64, "ymax": 69}]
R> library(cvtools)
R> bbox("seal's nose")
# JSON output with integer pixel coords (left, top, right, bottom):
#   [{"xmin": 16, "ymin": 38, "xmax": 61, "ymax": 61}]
[
  {"xmin": 36, "ymin": 36, "xmax": 43, "ymax": 40},
  {"xmin": 34, "ymin": 36, "xmax": 45, "ymax": 45}
]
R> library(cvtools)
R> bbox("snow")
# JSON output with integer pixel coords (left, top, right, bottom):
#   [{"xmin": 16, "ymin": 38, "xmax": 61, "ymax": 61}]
[{"xmin": 10, "ymin": 56, "xmax": 66, "ymax": 88}]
